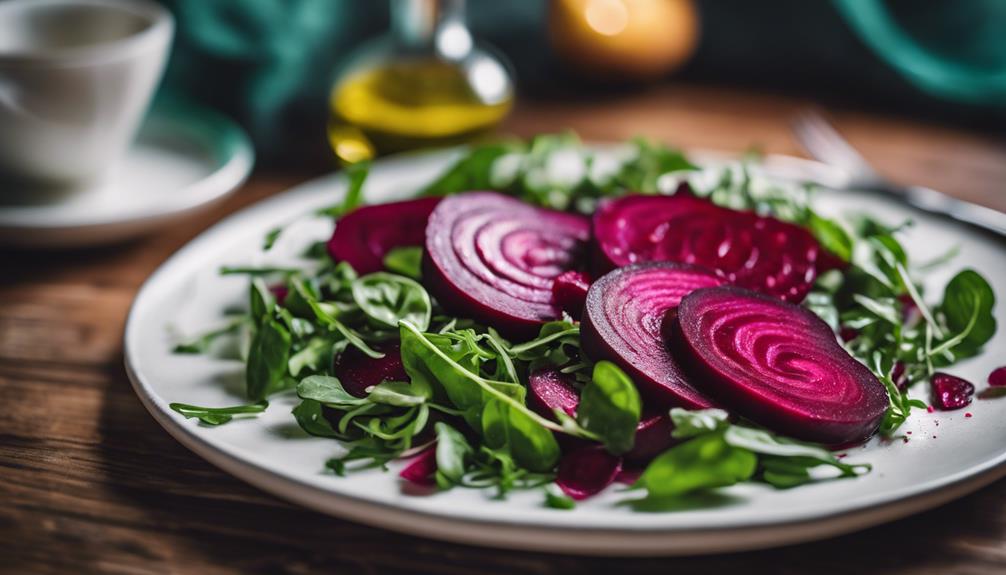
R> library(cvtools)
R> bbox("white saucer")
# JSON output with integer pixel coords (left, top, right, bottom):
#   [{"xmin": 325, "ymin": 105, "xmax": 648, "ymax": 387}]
[{"xmin": 0, "ymin": 102, "xmax": 254, "ymax": 247}]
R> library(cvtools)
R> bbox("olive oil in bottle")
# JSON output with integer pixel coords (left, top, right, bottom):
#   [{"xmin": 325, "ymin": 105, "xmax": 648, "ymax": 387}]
[{"xmin": 327, "ymin": 0, "xmax": 513, "ymax": 164}]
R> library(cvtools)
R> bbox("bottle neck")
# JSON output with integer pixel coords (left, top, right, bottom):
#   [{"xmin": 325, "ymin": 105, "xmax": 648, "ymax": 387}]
[{"xmin": 390, "ymin": 0, "xmax": 470, "ymax": 59}]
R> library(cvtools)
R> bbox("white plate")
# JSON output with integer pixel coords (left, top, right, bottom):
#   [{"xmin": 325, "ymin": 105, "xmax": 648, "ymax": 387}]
[
  {"xmin": 124, "ymin": 149, "xmax": 1006, "ymax": 556},
  {"xmin": 0, "ymin": 102, "xmax": 253, "ymax": 247}
]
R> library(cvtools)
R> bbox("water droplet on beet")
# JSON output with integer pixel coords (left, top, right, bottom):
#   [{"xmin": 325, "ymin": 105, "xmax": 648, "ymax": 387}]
[
  {"xmin": 930, "ymin": 372, "xmax": 975, "ymax": 411},
  {"xmin": 989, "ymin": 366, "xmax": 1006, "ymax": 388}
]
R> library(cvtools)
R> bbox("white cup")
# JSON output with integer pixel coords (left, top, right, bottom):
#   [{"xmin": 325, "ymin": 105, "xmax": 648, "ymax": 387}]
[{"xmin": 0, "ymin": 0, "xmax": 173, "ymax": 191}]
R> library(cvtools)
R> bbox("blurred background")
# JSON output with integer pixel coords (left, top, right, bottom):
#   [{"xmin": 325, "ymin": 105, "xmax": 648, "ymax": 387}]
[{"xmin": 158, "ymin": 0, "xmax": 1006, "ymax": 167}]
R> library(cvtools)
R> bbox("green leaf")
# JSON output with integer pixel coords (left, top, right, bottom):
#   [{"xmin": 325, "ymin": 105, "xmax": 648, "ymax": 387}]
[
  {"xmin": 292, "ymin": 399, "xmax": 342, "ymax": 437},
  {"xmin": 669, "ymin": 408, "xmax": 730, "ymax": 438},
  {"xmin": 173, "ymin": 318, "xmax": 245, "ymax": 354},
  {"xmin": 367, "ymin": 380, "xmax": 430, "ymax": 407},
  {"xmin": 249, "ymin": 278, "xmax": 275, "ymax": 327},
  {"xmin": 383, "ymin": 246, "xmax": 424, "ymax": 280},
  {"xmin": 434, "ymin": 422, "xmax": 473, "ymax": 485},
  {"xmin": 246, "ymin": 318, "xmax": 291, "ymax": 400},
  {"xmin": 307, "ymin": 299, "xmax": 386, "ymax": 359},
  {"xmin": 808, "ymin": 212, "xmax": 852, "ymax": 262},
  {"xmin": 939, "ymin": 269, "xmax": 996, "ymax": 356},
  {"xmin": 635, "ymin": 432, "xmax": 757, "ymax": 498},
  {"xmin": 317, "ymin": 162, "xmax": 370, "ymax": 217},
  {"xmin": 577, "ymin": 361, "xmax": 642, "ymax": 455},
  {"xmin": 544, "ymin": 484, "xmax": 576, "ymax": 510},
  {"xmin": 421, "ymin": 142, "xmax": 518, "ymax": 196},
  {"xmin": 297, "ymin": 375, "xmax": 367, "ymax": 407},
  {"xmin": 352, "ymin": 272, "xmax": 432, "ymax": 331},
  {"xmin": 288, "ymin": 337, "xmax": 332, "ymax": 377},
  {"xmin": 170, "ymin": 400, "xmax": 268, "ymax": 426}
]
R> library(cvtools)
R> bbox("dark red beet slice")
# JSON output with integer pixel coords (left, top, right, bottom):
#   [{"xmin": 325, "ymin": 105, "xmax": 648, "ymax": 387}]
[
  {"xmin": 581, "ymin": 262, "xmax": 724, "ymax": 408},
  {"xmin": 592, "ymin": 193, "xmax": 822, "ymax": 302},
  {"xmin": 931, "ymin": 373, "xmax": 975, "ymax": 411},
  {"xmin": 552, "ymin": 270, "xmax": 591, "ymax": 319},
  {"xmin": 989, "ymin": 367, "xmax": 1006, "ymax": 387},
  {"xmin": 399, "ymin": 445, "xmax": 438, "ymax": 486},
  {"xmin": 528, "ymin": 369, "xmax": 580, "ymax": 419},
  {"xmin": 333, "ymin": 342, "xmax": 408, "ymax": 398},
  {"xmin": 424, "ymin": 192, "xmax": 590, "ymax": 339},
  {"xmin": 623, "ymin": 413, "xmax": 677, "ymax": 466},
  {"xmin": 556, "ymin": 445, "xmax": 622, "ymax": 500},
  {"xmin": 672, "ymin": 286, "xmax": 888, "ymax": 444},
  {"xmin": 327, "ymin": 197, "xmax": 440, "ymax": 274}
]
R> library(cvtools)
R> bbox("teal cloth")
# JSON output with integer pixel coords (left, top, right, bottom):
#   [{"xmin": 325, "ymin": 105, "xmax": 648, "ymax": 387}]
[
  {"xmin": 157, "ymin": 1, "xmax": 1006, "ymax": 164},
  {"xmin": 835, "ymin": 0, "xmax": 1006, "ymax": 105}
]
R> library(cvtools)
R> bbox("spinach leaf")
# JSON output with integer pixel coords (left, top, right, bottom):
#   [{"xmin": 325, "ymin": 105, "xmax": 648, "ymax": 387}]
[
  {"xmin": 807, "ymin": 212, "xmax": 853, "ymax": 263},
  {"xmin": 382, "ymin": 246, "xmax": 424, "ymax": 280},
  {"xmin": 434, "ymin": 422, "xmax": 473, "ymax": 486},
  {"xmin": 352, "ymin": 272, "xmax": 432, "ymax": 331},
  {"xmin": 669, "ymin": 408, "xmax": 730, "ymax": 438},
  {"xmin": 939, "ymin": 269, "xmax": 996, "ymax": 356},
  {"xmin": 170, "ymin": 400, "xmax": 268, "ymax": 426},
  {"xmin": 317, "ymin": 161, "xmax": 370, "ymax": 217},
  {"xmin": 246, "ymin": 318, "xmax": 292, "ymax": 400},
  {"xmin": 577, "ymin": 361, "xmax": 642, "ymax": 455},
  {"xmin": 250, "ymin": 278, "xmax": 276, "ymax": 326},
  {"xmin": 635, "ymin": 432, "xmax": 757, "ymax": 498},
  {"xmin": 544, "ymin": 484, "xmax": 576, "ymax": 510}
]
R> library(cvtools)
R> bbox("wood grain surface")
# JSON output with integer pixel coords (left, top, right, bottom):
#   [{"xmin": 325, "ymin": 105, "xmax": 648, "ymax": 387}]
[{"xmin": 3, "ymin": 85, "xmax": 1005, "ymax": 574}]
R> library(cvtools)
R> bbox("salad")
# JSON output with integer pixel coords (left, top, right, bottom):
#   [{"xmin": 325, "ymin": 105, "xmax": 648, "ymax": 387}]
[{"xmin": 170, "ymin": 135, "xmax": 1000, "ymax": 509}]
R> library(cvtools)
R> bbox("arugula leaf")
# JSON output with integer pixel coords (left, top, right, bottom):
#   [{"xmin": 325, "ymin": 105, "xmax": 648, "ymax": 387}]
[
  {"xmin": 173, "ymin": 318, "xmax": 245, "ymax": 354},
  {"xmin": 292, "ymin": 399, "xmax": 342, "ymax": 437},
  {"xmin": 544, "ymin": 484, "xmax": 576, "ymax": 510},
  {"xmin": 246, "ymin": 318, "xmax": 292, "ymax": 400},
  {"xmin": 250, "ymin": 278, "xmax": 276, "ymax": 327},
  {"xmin": 367, "ymin": 380, "xmax": 431, "ymax": 407},
  {"xmin": 383, "ymin": 246, "xmax": 424, "ymax": 280},
  {"xmin": 577, "ymin": 361, "xmax": 642, "ymax": 455},
  {"xmin": 317, "ymin": 161, "xmax": 371, "ymax": 217},
  {"xmin": 297, "ymin": 375, "xmax": 367, "ymax": 407},
  {"xmin": 807, "ymin": 212, "xmax": 853, "ymax": 262},
  {"xmin": 669, "ymin": 408, "xmax": 730, "ymax": 438},
  {"xmin": 170, "ymin": 400, "xmax": 268, "ymax": 426},
  {"xmin": 352, "ymin": 272, "xmax": 432, "ymax": 331}
]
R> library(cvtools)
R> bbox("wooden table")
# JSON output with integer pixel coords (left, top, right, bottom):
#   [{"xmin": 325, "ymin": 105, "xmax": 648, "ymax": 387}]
[{"xmin": 3, "ymin": 85, "xmax": 1005, "ymax": 574}]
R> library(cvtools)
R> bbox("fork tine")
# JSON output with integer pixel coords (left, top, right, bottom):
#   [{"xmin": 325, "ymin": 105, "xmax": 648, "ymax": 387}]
[{"xmin": 791, "ymin": 109, "xmax": 880, "ymax": 182}]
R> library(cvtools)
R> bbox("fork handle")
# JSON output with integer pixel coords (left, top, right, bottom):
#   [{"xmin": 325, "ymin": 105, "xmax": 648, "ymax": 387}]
[{"xmin": 862, "ymin": 181, "xmax": 1006, "ymax": 237}]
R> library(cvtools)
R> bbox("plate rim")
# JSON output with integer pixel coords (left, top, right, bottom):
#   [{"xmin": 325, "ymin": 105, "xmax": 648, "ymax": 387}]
[
  {"xmin": 122, "ymin": 148, "xmax": 1006, "ymax": 555},
  {"xmin": 0, "ymin": 101, "xmax": 254, "ymax": 231}
]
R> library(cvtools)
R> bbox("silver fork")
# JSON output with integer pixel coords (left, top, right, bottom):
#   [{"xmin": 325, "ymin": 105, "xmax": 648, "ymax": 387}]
[{"xmin": 791, "ymin": 109, "xmax": 1006, "ymax": 236}]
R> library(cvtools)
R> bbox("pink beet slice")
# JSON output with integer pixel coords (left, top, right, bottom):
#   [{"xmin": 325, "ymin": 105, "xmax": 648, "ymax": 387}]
[
  {"xmin": 556, "ymin": 445, "xmax": 622, "ymax": 500},
  {"xmin": 551, "ymin": 270, "xmax": 591, "ymax": 319},
  {"xmin": 581, "ymin": 262, "xmax": 724, "ymax": 408},
  {"xmin": 333, "ymin": 343, "xmax": 408, "ymax": 398},
  {"xmin": 528, "ymin": 369, "xmax": 580, "ymax": 419},
  {"xmin": 424, "ymin": 192, "xmax": 591, "ymax": 339},
  {"xmin": 592, "ymin": 193, "xmax": 822, "ymax": 302},
  {"xmin": 672, "ymin": 286, "xmax": 888, "ymax": 444},
  {"xmin": 931, "ymin": 373, "xmax": 975, "ymax": 411},
  {"xmin": 399, "ymin": 445, "xmax": 438, "ymax": 486},
  {"xmin": 327, "ymin": 197, "xmax": 440, "ymax": 274}
]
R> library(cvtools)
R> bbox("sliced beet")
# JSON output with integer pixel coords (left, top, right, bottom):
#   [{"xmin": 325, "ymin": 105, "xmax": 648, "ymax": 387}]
[
  {"xmin": 551, "ymin": 270, "xmax": 591, "ymax": 319},
  {"xmin": 592, "ymin": 193, "xmax": 822, "ymax": 302},
  {"xmin": 931, "ymin": 373, "xmax": 974, "ymax": 411},
  {"xmin": 528, "ymin": 369, "xmax": 580, "ymax": 419},
  {"xmin": 333, "ymin": 342, "xmax": 408, "ymax": 398},
  {"xmin": 556, "ymin": 445, "xmax": 622, "ymax": 500},
  {"xmin": 623, "ymin": 413, "xmax": 677, "ymax": 466},
  {"xmin": 327, "ymin": 197, "xmax": 440, "ymax": 274},
  {"xmin": 672, "ymin": 286, "xmax": 888, "ymax": 445},
  {"xmin": 399, "ymin": 445, "xmax": 438, "ymax": 486},
  {"xmin": 581, "ymin": 262, "xmax": 724, "ymax": 409},
  {"xmin": 424, "ymin": 192, "xmax": 590, "ymax": 338}
]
